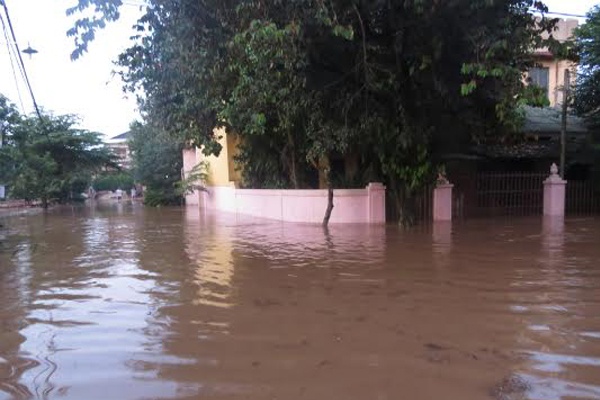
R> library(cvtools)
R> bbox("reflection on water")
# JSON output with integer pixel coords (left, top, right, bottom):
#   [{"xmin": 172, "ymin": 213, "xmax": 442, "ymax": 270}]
[
  {"xmin": 184, "ymin": 209, "xmax": 234, "ymax": 309},
  {"xmin": 1, "ymin": 206, "xmax": 600, "ymax": 399}
]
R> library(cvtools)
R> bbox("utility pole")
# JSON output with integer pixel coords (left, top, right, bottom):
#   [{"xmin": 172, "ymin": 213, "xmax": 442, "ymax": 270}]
[{"xmin": 560, "ymin": 68, "xmax": 570, "ymax": 178}]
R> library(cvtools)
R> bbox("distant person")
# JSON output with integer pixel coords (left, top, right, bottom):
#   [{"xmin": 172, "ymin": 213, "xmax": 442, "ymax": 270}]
[
  {"xmin": 115, "ymin": 188, "xmax": 123, "ymax": 201},
  {"xmin": 130, "ymin": 187, "xmax": 137, "ymax": 199}
]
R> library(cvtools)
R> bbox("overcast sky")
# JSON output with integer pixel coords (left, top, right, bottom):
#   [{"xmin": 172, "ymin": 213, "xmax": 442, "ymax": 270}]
[
  {"xmin": 0, "ymin": 0, "xmax": 598, "ymax": 141},
  {"xmin": 0, "ymin": 0, "xmax": 142, "ymax": 139}
]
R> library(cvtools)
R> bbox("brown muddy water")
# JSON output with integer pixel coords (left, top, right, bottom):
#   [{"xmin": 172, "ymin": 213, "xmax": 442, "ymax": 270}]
[{"xmin": 1, "ymin": 203, "xmax": 600, "ymax": 400}]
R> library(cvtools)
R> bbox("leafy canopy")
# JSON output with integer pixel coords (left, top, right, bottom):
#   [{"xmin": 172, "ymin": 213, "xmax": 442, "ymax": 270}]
[
  {"xmin": 574, "ymin": 5, "xmax": 600, "ymax": 129},
  {"xmin": 0, "ymin": 94, "xmax": 115, "ymax": 207},
  {"xmin": 128, "ymin": 121, "xmax": 184, "ymax": 206}
]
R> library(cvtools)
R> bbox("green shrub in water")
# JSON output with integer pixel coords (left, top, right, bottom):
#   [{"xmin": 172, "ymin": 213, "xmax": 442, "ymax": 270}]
[{"xmin": 93, "ymin": 172, "xmax": 134, "ymax": 192}]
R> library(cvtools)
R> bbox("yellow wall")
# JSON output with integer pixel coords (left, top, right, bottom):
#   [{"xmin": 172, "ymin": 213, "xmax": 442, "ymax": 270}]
[{"xmin": 202, "ymin": 127, "xmax": 242, "ymax": 187}]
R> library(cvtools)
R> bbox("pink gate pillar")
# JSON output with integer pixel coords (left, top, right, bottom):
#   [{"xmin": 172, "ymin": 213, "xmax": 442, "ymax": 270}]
[
  {"xmin": 543, "ymin": 163, "xmax": 567, "ymax": 217},
  {"xmin": 367, "ymin": 182, "xmax": 386, "ymax": 223},
  {"xmin": 433, "ymin": 182, "xmax": 454, "ymax": 221}
]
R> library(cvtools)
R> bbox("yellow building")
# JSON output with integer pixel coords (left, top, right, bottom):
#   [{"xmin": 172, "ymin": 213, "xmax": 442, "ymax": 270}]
[
  {"xmin": 192, "ymin": 128, "xmax": 340, "ymax": 189},
  {"xmin": 528, "ymin": 19, "xmax": 578, "ymax": 107},
  {"xmin": 195, "ymin": 127, "xmax": 242, "ymax": 187}
]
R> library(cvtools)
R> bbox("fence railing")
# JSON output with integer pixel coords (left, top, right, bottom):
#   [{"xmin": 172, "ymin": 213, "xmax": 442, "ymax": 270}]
[
  {"xmin": 413, "ymin": 186, "xmax": 433, "ymax": 222},
  {"xmin": 394, "ymin": 173, "xmax": 600, "ymax": 222},
  {"xmin": 472, "ymin": 172, "xmax": 546, "ymax": 217},
  {"xmin": 566, "ymin": 180, "xmax": 600, "ymax": 216}
]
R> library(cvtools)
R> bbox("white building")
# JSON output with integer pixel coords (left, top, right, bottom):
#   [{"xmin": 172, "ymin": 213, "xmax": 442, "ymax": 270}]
[{"xmin": 105, "ymin": 131, "xmax": 132, "ymax": 170}]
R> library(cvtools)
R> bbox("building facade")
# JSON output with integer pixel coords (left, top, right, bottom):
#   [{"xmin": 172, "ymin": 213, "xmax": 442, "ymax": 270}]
[
  {"xmin": 529, "ymin": 19, "xmax": 578, "ymax": 107},
  {"xmin": 105, "ymin": 131, "xmax": 132, "ymax": 170}
]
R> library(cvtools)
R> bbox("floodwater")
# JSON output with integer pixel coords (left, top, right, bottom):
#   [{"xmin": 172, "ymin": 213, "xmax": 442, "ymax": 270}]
[{"xmin": 1, "ymin": 204, "xmax": 600, "ymax": 400}]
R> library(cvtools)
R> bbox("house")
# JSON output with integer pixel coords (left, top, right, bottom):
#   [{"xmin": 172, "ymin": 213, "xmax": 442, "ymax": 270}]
[
  {"xmin": 528, "ymin": 19, "xmax": 578, "ymax": 107},
  {"xmin": 105, "ymin": 131, "xmax": 132, "ymax": 170}
]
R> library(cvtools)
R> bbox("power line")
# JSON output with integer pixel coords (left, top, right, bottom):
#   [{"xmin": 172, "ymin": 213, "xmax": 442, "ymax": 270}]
[
  {"xmin": 0, "ymin": 13, "xmax": 25, "ymax": 112},
  {"xmin": 122, "ymin": 1, "xmax": 147, "ymax": 8},
  {"xmin": 0, "ymin": 0, "xmax": 41, "ymax": 120},
  {"xmin": 0, "ymin": 14, "xmax": 25, "ymax": 81},
  {"xmin": 531, "ymin": 8, "xmax": 587, "ymax": 19},
  {"xmin": 546, "ymin": 11, "xmax": 586, "ymax": 19}
]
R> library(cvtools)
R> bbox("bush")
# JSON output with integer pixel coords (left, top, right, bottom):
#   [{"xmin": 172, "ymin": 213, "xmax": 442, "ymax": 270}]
[
  {"xmin": 143, "ymin": 187, "xmax": 182, "ymax": 207},
  {"xmin": 93, "ymin": 171, "xmax": 134, "ymax": 192}
]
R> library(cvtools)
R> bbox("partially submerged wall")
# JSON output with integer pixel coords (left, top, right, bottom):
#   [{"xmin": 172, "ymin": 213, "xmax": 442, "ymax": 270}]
[
  {"xmin": 183, "ymin": 147, "xmax": 386, "ymax": 224},
  {"xmin": 197, "ymin": 183, "xmax": 385, "ymax": 224}
]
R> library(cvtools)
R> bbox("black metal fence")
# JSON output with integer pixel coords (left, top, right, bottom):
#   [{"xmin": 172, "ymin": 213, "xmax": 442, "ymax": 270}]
[
  {"xmin": 471, "ymin": 172, "xmax": 546, "ymax": 217},
  {"xmin": 566, "ymin": 180, "xmax": 600, "ymax": 216},
  {"xmin": 401, "ymin": 172, "xmax": 600, "ymax": 223},
  {"xmin": 414, "ymin": 186, "xmax": 433, "ymax": 222}
]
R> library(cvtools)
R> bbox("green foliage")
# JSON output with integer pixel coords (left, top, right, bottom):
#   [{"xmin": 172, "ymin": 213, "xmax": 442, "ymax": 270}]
[
  {"xmin": 67, "ymin": 0, "xmax": 123, "ymax": 60},
  {"xmin": 142, "ymin": 187, "xmax": 181, "ymax": 207},
  {"xmin": 92, "ymin": 170, "xmax": 134, "ymax": 191},
  {"xmin": 128, "ymin": 121, "xmax": 184, "ymax": 206},
  {"xmin": 115, "ymin": 0, "xmax": 227, "ymax": 156},
  {"xmin": 574, "ymin": 5, "xmax": 600, "ymax": 129},
  {"xmin": 175, "ymin": 160, "xmax": 209, "ymax": 196},
  {"xmin": 520, "ymin": 84, "xmax": 551, "ymax": 108},
  {"xmin": 222, "ymin": 18, "xmax": 312, "ymax": 188},
  {"xmin": 0, "ymin": 96, "xmax": 115, "ymax": 207}
]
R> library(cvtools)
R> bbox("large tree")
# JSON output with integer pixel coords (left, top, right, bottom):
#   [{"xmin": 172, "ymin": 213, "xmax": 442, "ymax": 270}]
[
  {"xmin": 574, "ymin": 5, "xmax": 600, "ymax": 129},
  {"xmin": 0, "ymin": 96, "xmax": 115, "ymax": 208},
  {"xmin": 128, "ymin": 121, "xmax": 185, "ymax": 206}
]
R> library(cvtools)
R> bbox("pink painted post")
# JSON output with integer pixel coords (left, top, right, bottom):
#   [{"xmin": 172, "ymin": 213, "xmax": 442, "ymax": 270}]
[
  {"xmin": 433, "ymin": 182, "xmax": 453, "ymax": 221},
  {"xmin": 367, "ymin": 182, "xmax": 386, "ymax": 223},
  {"xmin": 543, "ymin": 163, "xmax": 567, "ymax": 217}
]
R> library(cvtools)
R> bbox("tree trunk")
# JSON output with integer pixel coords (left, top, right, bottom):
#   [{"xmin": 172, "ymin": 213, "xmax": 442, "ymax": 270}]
[
  {"xmin": 290, "ymin": 155, "xmax": 299, "ymax": 189},
  {"xmin": 287, "ymin": 130, "xmax": 299, "ymax": 189},
  {"xmin": 398, "ymin": 187, "xmax": 415, "ymax": 228},
  {"xmin": 322, "ymin": 168, "xmax": 334, "ymax": 227},
  {"xmin": 390, "ymin": 179, "xmax": 415, "ymax": 228}
]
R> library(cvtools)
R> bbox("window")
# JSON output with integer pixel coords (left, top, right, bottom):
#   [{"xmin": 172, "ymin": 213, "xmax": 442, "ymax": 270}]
[{"xmin": 528, "ymin": 67, "xmax": 549, "ymax": 90}]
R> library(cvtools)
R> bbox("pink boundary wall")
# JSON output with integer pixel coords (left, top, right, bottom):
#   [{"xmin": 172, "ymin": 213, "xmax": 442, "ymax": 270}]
[
  {"xmin": 183, "ymin": 147, "xmax": 385, "ymax": 224},
  {"xmin": 191, "ymin": 183, "xmax": 385, "ymax": 224}
]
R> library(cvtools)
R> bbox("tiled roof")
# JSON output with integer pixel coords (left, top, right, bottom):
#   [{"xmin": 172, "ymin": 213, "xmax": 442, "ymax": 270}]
[
  {"xmin": 109, "ymin": 131, "xmax": 130, "ymax": 141},
  {"xmin": 523, "ymin": 106, "xmax": 588, "ymax": 134}
]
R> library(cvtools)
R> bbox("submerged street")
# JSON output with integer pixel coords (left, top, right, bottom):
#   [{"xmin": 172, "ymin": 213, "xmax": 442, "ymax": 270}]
[{"xmin": 1, "ymin": 204, "xmax": 600, "ymax": 399}]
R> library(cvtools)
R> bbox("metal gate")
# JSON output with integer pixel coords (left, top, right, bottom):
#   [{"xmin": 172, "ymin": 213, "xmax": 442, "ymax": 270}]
[
  {"xmin": 566, "ymin": 180, "xmax": 600, "ymax": 216},
  {"xmin": 472, "ymin": 172, "xmax": 546, "ymax": 217}
]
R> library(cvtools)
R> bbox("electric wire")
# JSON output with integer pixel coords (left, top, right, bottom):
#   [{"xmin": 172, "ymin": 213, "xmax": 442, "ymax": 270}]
[
  {"xmin": 0, "ymin": 13, "xmax": 25, "ymax": 112},
  {"xmin": 1, "ymin": 0, "xmax": 42, "ymax": 120}
]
